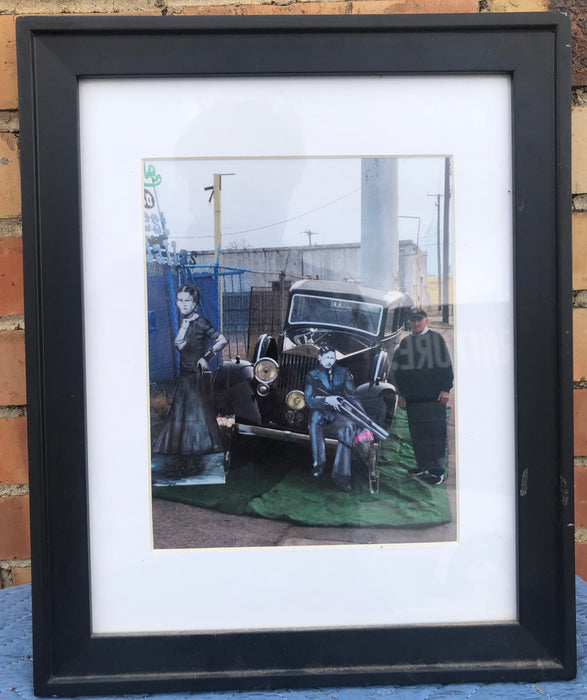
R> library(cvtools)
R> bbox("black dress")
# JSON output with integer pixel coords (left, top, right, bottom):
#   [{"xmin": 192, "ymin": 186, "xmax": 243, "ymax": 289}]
[{"xmin": 152, "ymin": 315, "xmax": 223, "ymax": 457}]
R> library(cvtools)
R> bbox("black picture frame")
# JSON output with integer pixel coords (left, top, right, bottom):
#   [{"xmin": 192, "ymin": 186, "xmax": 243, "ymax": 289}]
[{"xmin": 16, "ymin": 12, "xmax": 575, "ymax": 695}]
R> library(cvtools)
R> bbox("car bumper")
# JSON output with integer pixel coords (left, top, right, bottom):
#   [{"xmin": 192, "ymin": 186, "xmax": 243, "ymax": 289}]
[{"xmin": 235, "ymin": 423, "xmax": 337, "ymax": 446}]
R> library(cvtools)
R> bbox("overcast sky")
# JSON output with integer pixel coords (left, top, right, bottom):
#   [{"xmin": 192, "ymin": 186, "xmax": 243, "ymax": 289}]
[{"xmin": 144, "ymin": 156, "xmax": 449, "ymax": 273}]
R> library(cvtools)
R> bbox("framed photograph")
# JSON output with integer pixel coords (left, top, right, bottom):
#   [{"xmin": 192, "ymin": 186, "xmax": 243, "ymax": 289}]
[{"xmin": 17, "ymin": 12, "xmax": 575, "ymax": 695}]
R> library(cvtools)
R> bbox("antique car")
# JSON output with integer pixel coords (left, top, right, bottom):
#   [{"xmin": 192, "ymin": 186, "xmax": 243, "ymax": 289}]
[{"xmin": 212, "ymin": 279, "xmax": 412, "ymax": 486}]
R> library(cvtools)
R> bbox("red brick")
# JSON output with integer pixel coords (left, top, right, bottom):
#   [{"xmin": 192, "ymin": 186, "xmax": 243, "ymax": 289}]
[
  {"xmin": 351, "ymin": 0, "xmax": 477, "ymax": 13},
  {"xmin": 0, "ymin": 133, "xmax": 21, "ymax": 219},
  {"xmin": 0, "ymin": 417, "xmax": 28, "ymax": 485},
  {"xmin": 10, "ymin": 566, "xmax": 31, "ymax": 586},
  {"xmin": 0, "ymin": 331, "xmax": 26, "ymax": 405},
  {"xmin": 0, "ymin": 15, "xmax": 17, "ymax": 110},
  {"xmin": 179, "ymin": 0, "xmax": 477, "ymax": 14},
  {"xmin": 179, "ymin": 3, "xmax": 348, "ymax": 16},
  {"xmin": 576, "ymin": 540, "xmax": 587, "ymax": 581},
  {"xmin": 575, "ymin": 467, "xmax": 587, "ymax": 528},
  {"xmin": 573, "ymin": 106, "xmax": 587, "ymax": 195},
  {"xmin": 575, "ymin": 389, "xmax": 587, "ymax": 457},
  {"xmin": 574, "ymin": 308, "xmax": 587, "ymax": 382},
  {"xmin": 0, "ymin": 495, "xmax": 30, "ymax": 559},
  {"xmin": 0, "ymin": 237, "xmax": 23, "ymax": 316},
  {"xmin": 573, "ymin": 213, "xmax": 587, "ymax": 291},
  {"xmin": 0, "ymin": 3, "xmax": 161, "ymax": 14},
  {"xmin": 492, "ymin": 0, "xmax": 548, "ymax": 10}
]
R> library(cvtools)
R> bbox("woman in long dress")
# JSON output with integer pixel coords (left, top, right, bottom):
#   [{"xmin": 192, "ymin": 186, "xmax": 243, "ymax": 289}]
[{"xmin": 152, "ymin": 284, "xmax": 227, "ymax": 475}]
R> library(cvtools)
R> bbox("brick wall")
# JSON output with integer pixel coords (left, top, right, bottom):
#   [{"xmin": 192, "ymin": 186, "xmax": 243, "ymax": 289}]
[{"xmin": 0, "ymin": 0, "xmax": 586, "ymax": 586}]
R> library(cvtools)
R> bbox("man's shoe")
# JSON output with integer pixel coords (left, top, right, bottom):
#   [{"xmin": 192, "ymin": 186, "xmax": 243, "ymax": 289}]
[
  {"xmin": 333, "ymin": 477, "xmax": 352, "ymax": 492},
  {"xmin": 312, "ymin": 463, "xmax": 326, "ymax": 478},
  {"xmin": 407, "ymin": 467, "xmax": 426, "ymax": 477},
  {"xmin": 423, "ymin": 471, "xmax": 446, "ymax": 485}
]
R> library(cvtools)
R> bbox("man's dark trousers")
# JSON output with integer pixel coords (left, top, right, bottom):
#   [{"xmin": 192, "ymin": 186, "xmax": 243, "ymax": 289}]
[
  {"xmin": 406, "ymin": 401, "xmax": 447, "ymax": 476},
  {"xmin": 308, "ymin": 410, "xmax": 355, "ymax": 482}
]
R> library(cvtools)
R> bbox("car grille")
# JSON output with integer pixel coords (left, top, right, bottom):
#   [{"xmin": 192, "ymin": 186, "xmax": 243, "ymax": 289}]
[{"xmin": 277, "ymin": 351, "xmax": 319, "ymax": 401}]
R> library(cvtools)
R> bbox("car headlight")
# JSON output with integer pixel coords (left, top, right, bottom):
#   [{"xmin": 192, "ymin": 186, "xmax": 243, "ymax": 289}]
[
  {"xmin": 285, "ymin": 390, "xmax": 305, "ymax": 411},
  {"xmin": 254, "ymin": 358, "xmax": 279, "ymax": 384},
  {"xmin": 257, "ymin": 383, "xmax": 270, "ymax": 397}
]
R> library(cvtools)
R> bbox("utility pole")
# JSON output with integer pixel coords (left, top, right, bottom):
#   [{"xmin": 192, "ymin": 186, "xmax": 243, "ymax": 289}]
[
  {"xmin": 442, "ymin": 158, "xmax": 451, "ymax": 324},
  {"xmin": 435, "ymin": 195, "xmax": 441, "ymax": 313},
  {"xmin": 428, "ymin": 165, "xmax": 452, "ymax": 323},
  {"xmin": 213, "ymin": 173, "xmax": 222, "ymax": 261},
  {"xmin": 301, "ymin": 229, "xmax": 319, "ymax": 246},
  {"xmin": 427, "ymin": 194, "xmax": 442, "ymax": 313},
  {"xmin": 204, "ymin": 173, "xmax": 235, "ymax": 262},
  {"xmin": 204, "ymin": 172, "xmax": 234, "ymax": 330}
]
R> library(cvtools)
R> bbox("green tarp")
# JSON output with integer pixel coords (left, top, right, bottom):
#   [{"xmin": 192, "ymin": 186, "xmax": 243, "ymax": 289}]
[{"xmin": 153, "ymin": 410, "xmax": 451, "ymax": 528}]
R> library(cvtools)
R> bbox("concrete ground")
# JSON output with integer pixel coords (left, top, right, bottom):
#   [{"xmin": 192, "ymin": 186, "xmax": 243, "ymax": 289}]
[{"xmin": 152, "ymin": 322, "xmax": 456, "ymax": 550}]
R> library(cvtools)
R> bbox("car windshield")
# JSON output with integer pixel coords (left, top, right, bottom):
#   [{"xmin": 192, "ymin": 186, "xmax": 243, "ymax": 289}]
[{"xmin": 288, "ymin": 294, "xmax": 383, "ymax": 336}]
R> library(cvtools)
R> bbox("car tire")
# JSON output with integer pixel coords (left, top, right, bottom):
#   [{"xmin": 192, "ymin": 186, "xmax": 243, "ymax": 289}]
[{"xmin": 380, "ymin": 388, "xmax": 398, "ymax": 429}]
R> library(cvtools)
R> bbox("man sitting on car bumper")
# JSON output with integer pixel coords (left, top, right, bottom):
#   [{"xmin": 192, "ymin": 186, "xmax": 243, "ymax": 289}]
[{"xmin": 304, "ymin": 345, "xmax": 363, "ymax": 492}]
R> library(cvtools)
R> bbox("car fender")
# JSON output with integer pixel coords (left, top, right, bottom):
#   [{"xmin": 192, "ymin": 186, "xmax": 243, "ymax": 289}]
[
  {"xmin": 212, "ymin": 360, "xmax": 262, "ymax": 425},
  {"xmin": 357, "ymin": 380, "xmax": 398, "ymax": 429},
  {"xmin": 253, "ymin": 334, "xmax": 278, "ymax": 363},
  {"xmin": 370, "ymin": 349, "xmax": 391, "ymax": 383}
]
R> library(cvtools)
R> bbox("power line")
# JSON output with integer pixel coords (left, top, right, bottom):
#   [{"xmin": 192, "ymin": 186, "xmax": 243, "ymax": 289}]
[{"xmin": 172, "ymin": 187, "xmax": 361, "ymax": 240}]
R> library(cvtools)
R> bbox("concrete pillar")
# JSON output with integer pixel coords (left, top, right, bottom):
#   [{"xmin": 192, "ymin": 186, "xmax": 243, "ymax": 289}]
[{"xmin": 360, "ymin": 158, "xmax": 399, "ymax": 290}]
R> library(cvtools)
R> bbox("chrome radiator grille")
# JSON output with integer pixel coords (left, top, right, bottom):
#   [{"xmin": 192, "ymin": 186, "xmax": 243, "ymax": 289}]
[{"xmin": 277, "ymin": 352, "xmax": 318, "ymax": 400}]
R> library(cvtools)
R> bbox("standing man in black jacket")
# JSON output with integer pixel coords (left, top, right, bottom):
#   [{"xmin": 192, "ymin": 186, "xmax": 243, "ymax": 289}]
[{"xmin": 391, "ymin": 308, "xmax": 453, "ymax": 485}]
